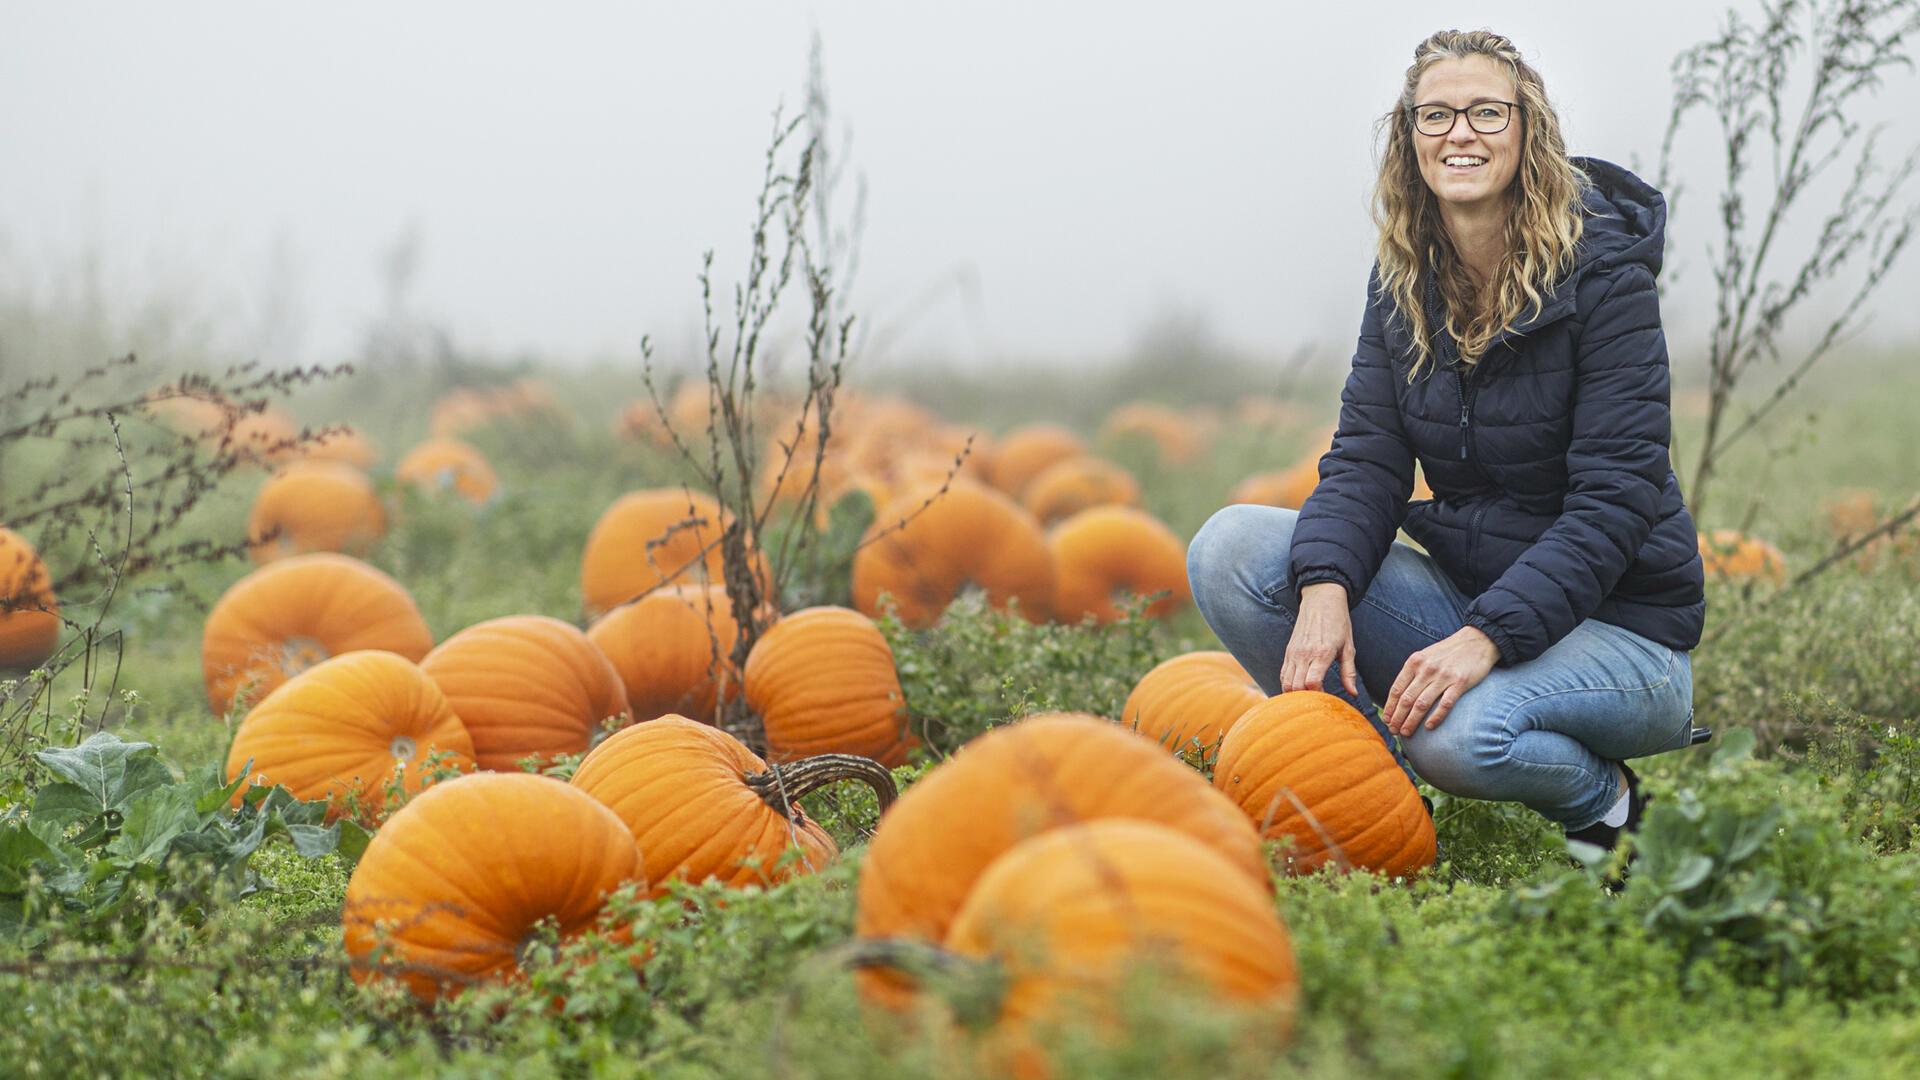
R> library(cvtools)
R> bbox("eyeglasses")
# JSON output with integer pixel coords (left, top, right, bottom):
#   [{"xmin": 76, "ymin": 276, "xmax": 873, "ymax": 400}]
[{"xmin": 1410, "ymin": 100, "xmax": 1517, "ymax": 137}]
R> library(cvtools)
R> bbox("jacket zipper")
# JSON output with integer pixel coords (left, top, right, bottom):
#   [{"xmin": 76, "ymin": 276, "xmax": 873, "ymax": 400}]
[{"xmin": 1456, "ymin": 365, "xmax": 1492, "ymax": 591}]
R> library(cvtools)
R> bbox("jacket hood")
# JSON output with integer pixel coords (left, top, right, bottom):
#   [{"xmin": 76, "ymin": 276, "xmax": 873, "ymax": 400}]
[{"xmin": 1570, "ymin": 156, "xmax": 1666, "ymax": 280}]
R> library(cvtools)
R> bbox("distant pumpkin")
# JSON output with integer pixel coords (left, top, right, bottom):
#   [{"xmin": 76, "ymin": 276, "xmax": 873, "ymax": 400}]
[
  {"xmin": 246, "ymin": 462, "xmax": 386, "ymax": 563},
  {"xmin": 300, "ymin": 426, "xmax": 379, "ymax": 470},
  {"xmin": 395, "ymin": 437, "xmax": 498, "ymax": 505},
  {"xmin": 227, "ymin": 407, "xmax": 303, "ymax": 467},
  {"xmin": 1122, "ymin": 651, "xmax": 1265, "ymax": 754},
  {"xmin": 1048, "ymin": 506, "xmax": 1191, "ymax": 623},
  {"xmin": 588, "ymin": 584, "xmax": 740, "ymax": 724},
  {"xmin": 0, "ymin": 528, "xmax": 60, "ymax": 671},
  {"xmin": 1022, "ymin": 455, "xmax": 1141, "ymax": 525},
  {"xmin": 1697, "ymin": 529, "xmax": 1787, "ymax": 585},
  {"xmin": 1099, "ymin": 402, "xmax": 1205, "ymax": 463},
  {"xmin": 852, "ymin": 479, "xmax": 1054, "ymax": 628},
  {"xmin": 579, "ymin": 489, "xmax": 767, "ymax": 617},
  {"xmin": 989, "ymin": 424, "xmax": 1088, "ymax": 499},
  {"xmin": 743, "ymin": 606, "xmax": 910, "ymax": 764},
  {"xmin": 421, "ymin": 615, "xmax": 630, "ymax": 771}
]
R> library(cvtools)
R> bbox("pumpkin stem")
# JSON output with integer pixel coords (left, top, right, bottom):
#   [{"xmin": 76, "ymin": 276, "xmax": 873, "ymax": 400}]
[{"xmin": 745, "ymin": 753, "xmax": 898, "ymax": 816}]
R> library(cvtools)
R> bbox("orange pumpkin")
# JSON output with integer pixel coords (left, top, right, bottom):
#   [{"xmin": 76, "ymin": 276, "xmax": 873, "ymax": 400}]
[
  {"xmin": 579, "ymin": 489, "xmax": 767, "ymax": 617},
  {"xmin": 395, "ymin": 437, "xmax": 498, "ymax": 505},
  {"xmin": 342, "ymin": 772, "xmax": 643, "ymax": 1002},
  {"xmin": 855, "ymin": 713, "xmax": 1267, "ymax": 1006},
  {"xmin": 1229, "ymin": 460, "xmax": 1320, "ymax": 511},
  {"xmin": 1213, "ymin": 691, "xmax": 1436, "ymax": 877},
  {"xmin": 1048, "ymin": 506, "xmax": 1191, "ymax": 623},
  {"xmin": 202, "ymin": 553, "xmax": 434, "ymax": 715},
  {"xmin": 571, "ymin": 716, "xmax": 895, "ymax": 894},
  {"xmin": 1697, "ymin": 529, "xmax": 1787, "ymax": 585},
  {"xmin": 227, "ymin": 406, "xmax": 303, "ymax": 467},
  {"xmin": 246, "ymin": 462, "xmax": 386, "ymax": 563},
  {"xmin": 141, "ymin": 390, "xmax": 231, "ymax": 442},
  {"xmin": 1122, "ymin": 651, "xmax": 1265, "ymax": 754},
  {"xmin": 989, "ymin": 424, "xmax": 1087, "ymax": 499},
  {"xmin": 0, "ymin": 528, "xmax": 60, "ymax": 671},
  {"xmin": 300, "ymin": 426, "xmax": 379, "ymax": 469},
  {"xmin": 587, "ymin": 584, "xmax": 740, "ymax": 724},
  {"xmin": 743, "ymin": 606, "xmax": 910, "ymax": 764},
  {"xmin": 943, "ymin": 820, "xmax": 1300, "ymax": 1067},
  {"xmin": 1098, "ymin": 402, "xmax": 1205, "ymax": 463},
  {"xmin": 1021, "ymin": 456, "xmax": 1141, "ymax": 525},
  {"xmin": 420, "ymin": 615, "xmax": 630, "ymax": 771},
  {"xmin": 852, "ymin": 479, "xmax": 1054, "ymax": 629},
  {"xmin": 225, "ymin": 650, "xmax": 475, "ymax": 822}
]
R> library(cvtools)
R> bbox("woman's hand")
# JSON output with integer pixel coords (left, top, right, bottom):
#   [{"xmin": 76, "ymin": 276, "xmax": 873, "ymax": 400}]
[
  {"xmin": 1382, "ymin": 627, "xmax": 1501, "ymax": 737},
  {"xmin": 1281, "ymin": 583, "xmax": 1359, "ymax": 696}
]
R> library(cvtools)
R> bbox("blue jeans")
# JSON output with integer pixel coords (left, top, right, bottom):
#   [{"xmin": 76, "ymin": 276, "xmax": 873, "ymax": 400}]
[{"xmin": 1186, "ymin": 504, "xmax": 1696, "ymax": 830}]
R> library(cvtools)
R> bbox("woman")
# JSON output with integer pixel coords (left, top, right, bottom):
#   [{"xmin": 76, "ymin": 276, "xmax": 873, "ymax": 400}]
[{"xmin": 1187, "ymin": 29, "xmax": 1705, "ymax": 851}]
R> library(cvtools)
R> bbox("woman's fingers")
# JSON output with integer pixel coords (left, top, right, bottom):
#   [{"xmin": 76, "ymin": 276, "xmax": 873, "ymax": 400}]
[
  {"xmin": 1424, "ymin": 685, "xmax": 1463, "ymax": 730},
  {"xmin": 1339, "ymin": 637, "xmax": 1359, "ymax": 697}
]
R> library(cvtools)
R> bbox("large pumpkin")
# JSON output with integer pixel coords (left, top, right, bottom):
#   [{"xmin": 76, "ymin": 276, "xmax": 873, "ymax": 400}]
[
  {"xmin": 1048, "ymin": 506, "xmax": 1191, "ymax": 623},
  {"xmin": 587, "ymin": 584, "xmax": 740, "ymax": 724},
  {"xmin": 1021, "ymin": 456, "xmax": 1141, "ymax": 525},
  {"xmin": 571, "ymin": 715, "xmax": 895, "ymax": 893},
  {"xmin": 395, "ymin": 437, "xmax": 498, "ymax": 505},
  {"xmin": 942, "ymin": 820, "xmax": 1299, "ymax": 1067},
  {"xmin": 1697, "ymin": 529, "xmax": 1787, "ymax": 585},
  {"xmin": 420, "ymin": 615, "xmax": 630, "ymax": 771},
  {"xmin": 743, "ymin": 606, "xmax": 910, "ymax": 764},
  {"xmin": 0, "ymin": 527, "xmax": 60, "ymax": 671},
  {"xmin": 201, "ymin": 553, "xmax": 434, "ymax": 715},
  {"xmin": 342, "ymin": 772, "xmax": 643, "ymax": 1002},
  {"xmin": 246, "ymin": 461, "xmax": 387, "ymax": 563},
  {"xmin": 852, "ymin": 479, "xmax": 1054, "ymax": 629},
  {"xmin": 579, "ymin": 489, "xmax": 766, "ymax": 617},
  {"xmin": 1213, "ymin": 691, "xmax": 1435, "ymax": 877},
  {"xmin": 225, "ymin": 650, "xmax": 475, "ymax": 823},
  {"xmin": 1122, "ymin": 651, "xmax": 1265, "ymax": 754},
  {"xmin": 989, "ymin": 424, "xmax": 1087, "ymax": 498},
  {"xmin": 855, "ymin": 713, "xmax": 1267, "ymax": 1005}
]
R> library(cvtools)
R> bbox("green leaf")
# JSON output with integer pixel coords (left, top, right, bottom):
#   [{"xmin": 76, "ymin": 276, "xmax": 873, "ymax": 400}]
[
  {"xmin": 106, "ymin": 782, "xmax": 203, "ymax": 865},
  {"xmin": 32, "ymin": 731, "xmax": 175, "ymax": 818},
  {"xmin": 1710, "ymin": 727, "xmax": 1757, "ymax": 771},
  {"xmin": 0, "ymin": 820, "xmax": 62, "ymax": 893},
  {"xmin": 1663, "ymin": 854, "xmax": 1716, "ymax": 893},
  {"xmin": 31, "ymin": 781, "xmax": 104, "ymax": 832},
  {"xmin": 195, "ymin": 760, "xmax": 252, "ymax": 816}
]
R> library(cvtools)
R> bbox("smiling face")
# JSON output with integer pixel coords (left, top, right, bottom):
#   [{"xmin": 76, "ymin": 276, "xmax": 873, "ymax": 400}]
[{"xmin": 1410, "ymin": 56, "xmax": 1523, "ymax": 213}]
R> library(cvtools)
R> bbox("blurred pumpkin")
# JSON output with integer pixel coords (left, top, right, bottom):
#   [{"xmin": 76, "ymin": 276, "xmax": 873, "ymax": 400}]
[
  {"xmin": 1047, "ymin": 506, "xmax": 1190, "ymax": 623},
  {"xmin": 1098, "ymin": 402, "xmax": 1205, "ymax": 463},
  {"xmin": 1021, "ymin": 456, "xmax": 1141, "ymax": 525},
  {"xmin": 743, "ymin": 606, "xmax": 910, "ymax": 764},
  {"xmin": 395, "ymin": 437, "xmax": 498, "ymax": 505},
  {"xmin": 1697, "ymin": 529, "xmax": 1787, "ymax": 585},
  {"xmin": 587, "ymin": 584, "xmax": 740, "ymax": 724},
  {"xmin": 246, "ymin": 462, "xmax": 386, "ymax": 564},
  {"xmin": 989, "ymin": 424, "xmax": 1087, "ymax": 499},
  {"xmin": 299, "ymin": 426, "xmax": 379, "ymax": 469},
  {"xmin": 579, "ymin": 489, "xmax": 767, "ymax": 617},
  {"xmin": 421, "ymin": 615, "xmax": 630, "ymax": 771},
  {"xmin": 201, "ymin": 553, "xmax": 434, "ymax": 715},
  {"xmin": 1121, "ymin": 651, "xmax": 1265, "ymax": 754},
  {"xmin": 852, "ymin": 479, "xmax": 1054, "ymax": 629},
  {"xmin": 0, "ymin": 527, "xmax": 60, "ymax": 671},
  {"xmin": 228, "ymin": 407, "xmax": 303, "ymax": 467}
]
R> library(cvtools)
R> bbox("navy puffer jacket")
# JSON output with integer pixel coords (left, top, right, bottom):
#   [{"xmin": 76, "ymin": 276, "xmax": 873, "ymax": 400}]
[{"xmin": 1290, "ymin": 157, "xmax": 1706, "ymax": 665}]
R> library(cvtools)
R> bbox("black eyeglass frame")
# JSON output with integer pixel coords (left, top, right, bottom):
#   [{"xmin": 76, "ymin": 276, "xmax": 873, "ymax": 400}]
[{"xmin": 1408, "ymin": 100, "xmax": 1519, "ymax": 137}]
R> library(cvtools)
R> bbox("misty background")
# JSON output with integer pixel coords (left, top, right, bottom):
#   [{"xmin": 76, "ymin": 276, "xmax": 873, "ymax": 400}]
[{"xmin": 4, "ymin": 0, "xmax": 1918, "ymax": 377}]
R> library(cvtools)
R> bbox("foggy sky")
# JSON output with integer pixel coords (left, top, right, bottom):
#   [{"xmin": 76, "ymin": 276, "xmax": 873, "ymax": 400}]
[{"xmin": 4, "ymin": 1, "xmax": 1918, "ymax": 372}]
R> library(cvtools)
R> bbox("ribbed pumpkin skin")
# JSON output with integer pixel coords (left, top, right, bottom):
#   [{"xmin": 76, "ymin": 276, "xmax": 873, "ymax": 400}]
[
  {"xmin": 421, "ymin": 615, "xmax": 630, "ymax": 771},
  {"xmin": 1698, "ymin": 529, "xmax": 1787, "ymax": 584},
  {"xmin": 990, "ymin": 425, "xmax": 1087, "ymax": 499},
  {"xmin": 201, "ymin": 553, "xmax": 434, "ymax": 715},
  {"xmin": 571, "ymin": 716, "xmax": 837, "ymax": 893},
  {"xmin": 1048, "ymin": 506, "xmax": 1191, "ymax": 623},
  {"xmin": 743, "ymin": 606, "xmax": 909, "ymax": 764},
  {"xmin": 1213, "ymin": 691, "xmax": 1436, "ymax": 877},
  {"xmin": 855, "ymin": 714, "xmax": 1267, "ymax": 1005},
  {"xmin": 852, "ymin": 480, "xmax": 1054, "ymax": 629},
  {"xmin": 945, "ymin": 820, "xmax": 1299, "ymax": 1049},
  {"xmin": 247, "ymin": 462, "xmax": 387, "ymax": 563},
  {"xmin": 579, "ymin": 490, "xmax": 763, "ymax": 617},
  {"xmin": 0, "ymin": 528, "xmax": 60, "ymax": 671},
  {"xmin": 1122, "ymin": 651, "xmax": 1265, "ymax": 753},
  {"xmin": 1022, "ymin": 456, "xmax": 1141, "ymax": 525},
  {"xmin": 587, "ymin": 584, "xmax": 739, "ymax": 723},
  {"xmin": 395, "ymin": 437, "xmax": 498, "ymax": 505},
  {"xmin": 342, "ymin": 772, "xmax": 643, "ymax": 1002},
  {"xmin": 225, "ymin": 650, "xmax": 476, "ymax": 822}
]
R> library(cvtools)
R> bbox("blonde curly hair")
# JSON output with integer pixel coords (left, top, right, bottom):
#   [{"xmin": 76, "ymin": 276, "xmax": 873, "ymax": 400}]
[{"xmin": 1373, "ymin": 29, "xmax": 1589, "ymax": 378}]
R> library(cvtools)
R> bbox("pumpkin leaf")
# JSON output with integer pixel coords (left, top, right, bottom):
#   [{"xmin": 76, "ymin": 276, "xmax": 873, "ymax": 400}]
[
  {"xmin": 32, "ymin": 731, "xmax": 175, "ymax": 816},
  {"xmin": 107, "ymin": 782, "xmax": 202, "ymax": 865},
  {"xmin": 0, "ymin": 819, "xmax": 63, "ymax": 893}
]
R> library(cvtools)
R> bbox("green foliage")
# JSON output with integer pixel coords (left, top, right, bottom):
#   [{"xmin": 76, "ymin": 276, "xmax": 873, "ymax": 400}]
[{"xmin": 1802, "ymin": 692, "xmax": 1920, "ymax": 852}]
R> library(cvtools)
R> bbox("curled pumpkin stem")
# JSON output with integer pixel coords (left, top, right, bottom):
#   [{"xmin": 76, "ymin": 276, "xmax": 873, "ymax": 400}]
[{"xmin": 746, "ymin": 753, "xmax": 899, "ymax": 815}]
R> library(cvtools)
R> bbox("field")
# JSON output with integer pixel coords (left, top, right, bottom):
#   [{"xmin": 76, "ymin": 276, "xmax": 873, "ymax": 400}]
[{"xmin": 4, "ymin": 344, "xmax": 1920, "ymax": 1079}]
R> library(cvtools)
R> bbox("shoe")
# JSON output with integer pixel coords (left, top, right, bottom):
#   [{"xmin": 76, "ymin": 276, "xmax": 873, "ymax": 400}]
[{"xmin": 1563, "ymin": 763, "xmax": 1650, "ymax": 890}]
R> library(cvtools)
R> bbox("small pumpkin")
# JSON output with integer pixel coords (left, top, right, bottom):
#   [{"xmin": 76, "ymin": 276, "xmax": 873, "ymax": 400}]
[
  {"xmin": 943, "ymin": 819, "xmax": 1300, "ymax": 1065},
  {"xmin": 1021, "ymin": 456, "xmax": 1141, "ymax": 525},
  {"xmin": 587, "ymin": 584, "xmax": 740, "ymax": 724},
  {"xmin": 743, "ymin": 606, "xmax": 910, "ymax": 764},
  {"xmin": 246, "ymin": 461, "xmax": 387, "ymax": 563},
  {"xmin": 852, "ymin": 479, "xmax": 1054, "ymax": 629},
  {"xmin": 202, "ymin": 553, "xmax": 434, "ymax": 715},
  {"xmin": 1213, "ymin": 690, "xmax": 1436, "ymax": 877},
  {"xmin": 989, "ymin": 424, "xmax": 1087, "ymax": 499},
  {"xmin": 225, "ymin": 650, "xmax": 476, "ymax": 823},
  {"xmin": 0, "ymin": 527, "xmax": 60, "ymax": 671},
  {"xmin": 342, "ymin": 772, "xmax": 643, "ymax": 1002},
  {"xmin": 579, "ymin": 489, "xmax": 766, "ymax": 617},
  {"xmin": 141, "ymin": 389, "xmax": 231, "ymax": 442},
  {"xmin": 421, "ymin": 615, "xmax": 631, "ymax": 771},
  {"xmin": 571, "ymin": 715, "xmax": 895, "ymax": 893},
  {"xmin": 1098, "ymin": 402, "xmax": 1205, "ymax": 463},
  {"xmin": 227, "ymin": 406, "xmax": 303, "ymax": 467},
  {"xmin": 395, "ymin": 437, "xmax": 498, "ymax": 505},
  {"xmin": 300, "ymin": 426, "xmax": 379, "ymax": 469},
  {"xmin": 1697, "ymin": 529, "xmax": 1787, "ymax": 585},
  {"xmin": 1047, "ymin": 506, "xmax": 1190, "ymax": 623},
  {"xmin": 1121, "ymin": 651, "xmax": 1265, "ymax": 754},
  {"xmin": 855, "ymin": 713, "xmax": 1267, "ymax": 1006}
]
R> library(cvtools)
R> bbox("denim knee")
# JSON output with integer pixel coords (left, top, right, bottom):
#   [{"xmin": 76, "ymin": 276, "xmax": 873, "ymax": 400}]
[
  {"xmin": 1187, "ymin": 504, "xmax": 1297, "ymax": 613},
  {"xmin": 1400, "ymin": 713, "xmax": 1504, "ymax": 800}
]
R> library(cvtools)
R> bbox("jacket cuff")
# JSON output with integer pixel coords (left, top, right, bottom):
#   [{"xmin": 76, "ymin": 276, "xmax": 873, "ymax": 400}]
[
  {"xmin": 1463, "ymin": 612, "xmax": 1520, "ymax": 667},
  {"xmin": 1293, "ymin": 569, "xmax": 1361, "ymax": 610}
]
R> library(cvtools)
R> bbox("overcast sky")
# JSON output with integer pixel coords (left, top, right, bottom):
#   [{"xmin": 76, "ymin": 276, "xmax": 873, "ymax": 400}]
[{"xmin": 4, "ymin": 1, "xmax": 1917, "ymax": 372}]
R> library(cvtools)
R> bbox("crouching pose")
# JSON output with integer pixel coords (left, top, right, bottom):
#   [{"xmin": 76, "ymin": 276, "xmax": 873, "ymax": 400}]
[{"xmin": 1188, "ymin": 29, "xmax": 1705, "ymax": 850}]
